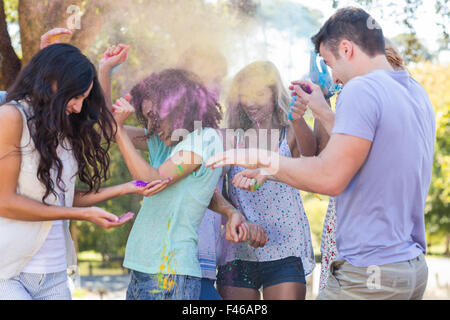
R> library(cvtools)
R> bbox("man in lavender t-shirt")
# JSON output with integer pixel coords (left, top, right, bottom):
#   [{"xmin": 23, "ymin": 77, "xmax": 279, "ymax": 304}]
[
  {"xmin": 207, "ymin": 8, "xmax": 436, "ymax": 300},
  {"xmin": 330, "ymin": 68, "xmax": 435, "ymax": 269}
]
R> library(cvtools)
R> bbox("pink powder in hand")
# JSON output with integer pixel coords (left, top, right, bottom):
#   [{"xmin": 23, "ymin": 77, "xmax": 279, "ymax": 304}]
[
  {"xmin": 108, "ymin": 212, "xmax": 134, "ymax": 223},
  {"xmin": 117, "ymin": 212, "xmax": 135, "ymax": 223},
  {"xmin": 134, "ymin": 180, "xmax": 149, "ymax": 187}
]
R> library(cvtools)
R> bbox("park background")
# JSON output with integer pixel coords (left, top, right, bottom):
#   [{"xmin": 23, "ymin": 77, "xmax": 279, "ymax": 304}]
[{"xmin": 0, "ymin": 0, "xmax": 448, "ymax": 299}]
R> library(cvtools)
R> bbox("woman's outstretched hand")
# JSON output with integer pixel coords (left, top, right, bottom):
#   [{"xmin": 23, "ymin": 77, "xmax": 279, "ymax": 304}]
[{"xmin": 83, "ymin": 207, "xmax": 134, "ymax": 230}]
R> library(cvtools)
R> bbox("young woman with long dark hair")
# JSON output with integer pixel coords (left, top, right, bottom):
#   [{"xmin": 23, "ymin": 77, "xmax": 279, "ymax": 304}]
[{"xmin": 0, "ymin": 43, "xmax": 166, "ymax": 300}]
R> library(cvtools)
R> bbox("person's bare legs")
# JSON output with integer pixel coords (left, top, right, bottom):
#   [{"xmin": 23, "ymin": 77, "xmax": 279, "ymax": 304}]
[
  {"xmin": 263, "ymin": 282, "xmax": 306, "ymax": 300},
  {"xmin": 218, "ymin": 285, "xmax": 261, "ymax": 300}
]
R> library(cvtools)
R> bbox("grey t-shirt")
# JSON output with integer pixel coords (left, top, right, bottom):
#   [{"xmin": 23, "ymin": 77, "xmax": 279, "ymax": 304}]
[{"xmin": 332, "ymin": 70, "xmax": 436, "ymax": 267}]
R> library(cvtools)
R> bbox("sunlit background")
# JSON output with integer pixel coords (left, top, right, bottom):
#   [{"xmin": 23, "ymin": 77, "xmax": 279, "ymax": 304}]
[{"xmin": 1, "ymin": 0, "xmax": 448, "ymax": 300}]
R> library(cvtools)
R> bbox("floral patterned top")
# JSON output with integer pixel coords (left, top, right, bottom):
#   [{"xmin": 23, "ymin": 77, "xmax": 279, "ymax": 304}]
[
  {"xmin": 319, "ymin": 197, "xmax": 338, "ymax": 292},
  {"xmin": 218, "ymin": 128, "xmax": 315, "ymax": 276}
]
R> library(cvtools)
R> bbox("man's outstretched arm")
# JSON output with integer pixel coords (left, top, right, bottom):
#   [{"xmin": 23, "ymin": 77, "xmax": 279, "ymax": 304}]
[
  {"xmin": 207, "ymin": 133, "xmax": 372, "ymax": 196},
  {"xmin": 270, "ymin": 133, "xmax": 371, "ymax": 195}
]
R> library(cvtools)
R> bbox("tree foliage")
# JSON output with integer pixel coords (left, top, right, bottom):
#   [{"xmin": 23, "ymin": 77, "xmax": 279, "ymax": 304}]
[
  {"xmin": 0, "ymin": 0, "xmax": 106, "ymax": 89},
  {"xmin": 333, "ymin": 0, "xmax": 449, "ymax": 64}
]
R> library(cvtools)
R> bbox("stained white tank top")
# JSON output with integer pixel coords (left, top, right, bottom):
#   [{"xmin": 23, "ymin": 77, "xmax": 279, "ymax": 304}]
[
  {"xmin": 0, "ymin": 100, "xmax": 78, "ymax": 279},
  {"xmin": 22, "ymin": 186, "xmax": 68, "ymax": 274}
]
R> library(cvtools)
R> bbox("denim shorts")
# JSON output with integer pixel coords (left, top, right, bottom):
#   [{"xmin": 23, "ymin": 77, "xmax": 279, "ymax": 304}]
[
  {"xmin": 126, "ymin": 270, "xmax": 202, "ymax": 300},
  {"xmin": 216, "ymin": 256, "xmax": 306, "ymax": 290},
  {"xmin": 0, "ymin": 271, "xmax": 71, "ymax": 300},
  {"xmin": 199, "ymin": 278, "xmax": 222, "ymax": 300}
]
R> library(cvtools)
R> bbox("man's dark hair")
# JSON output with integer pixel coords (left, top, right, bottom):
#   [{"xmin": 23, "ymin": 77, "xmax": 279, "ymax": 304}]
[{"xmin": 312, "ymin": 7, "xmax": 386, "ymax": 58}]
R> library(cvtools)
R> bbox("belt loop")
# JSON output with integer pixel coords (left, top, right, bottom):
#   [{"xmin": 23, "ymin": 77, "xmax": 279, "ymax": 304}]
[{"xmin": 38, "ymin": 274, "xmax": 45, "ymax": 286}]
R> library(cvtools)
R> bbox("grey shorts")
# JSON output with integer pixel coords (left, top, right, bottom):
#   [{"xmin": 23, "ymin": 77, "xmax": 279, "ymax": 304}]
[{"xmin": 318, "ymin": 253, "xmax": 428, "ymax": 300}]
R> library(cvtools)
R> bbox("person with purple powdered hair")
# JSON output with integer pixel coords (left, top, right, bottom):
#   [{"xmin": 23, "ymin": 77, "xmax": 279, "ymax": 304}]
[
  {"xmin": 0, "ymin": 33, "xmax": 163, "ymax": 300},
  {"xmin": 98, "ymin": 46, "xmax": 267, "ymax": 300}
]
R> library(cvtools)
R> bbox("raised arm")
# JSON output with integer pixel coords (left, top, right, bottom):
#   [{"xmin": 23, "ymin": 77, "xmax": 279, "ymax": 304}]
[
  {"xmin": 313, "ymin": 99, "xmax": 335, "ymax": 155},
  {"xmin": 40, "ymin": 28, "xmax": 73, "ymax": 49},
  {"xmin": 98, "ymin": 44, "xmax": 148, "ymax": 151},
  {"xmin": 292, "ymin": 81, "xmax": 336, "ymax": 136},
  {"xmin": 111, "ymin": 96, "xmax": 207, "ymax": 189},
  {"xmin": 290, "ymin": 80, "xmax": 337, "ymax": 155},
  {"xmin": 288, "ymin": 117, "xmax": 317, "ymax": 158}
]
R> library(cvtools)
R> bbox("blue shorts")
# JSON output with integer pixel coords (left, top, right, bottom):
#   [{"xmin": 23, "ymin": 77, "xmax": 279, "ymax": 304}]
[
  {"xmin": 199, "ymin": 278, "xmax": 222, "ymax": 300},
  {"xmin": 216, "ymin": 256, "xmax": 306, "ymax": 290}
]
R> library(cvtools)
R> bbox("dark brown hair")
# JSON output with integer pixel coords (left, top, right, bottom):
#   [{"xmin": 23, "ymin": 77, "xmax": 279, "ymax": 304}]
[
  {"xmin": 312, "ymin": 7, "xmax": 386, "ymax": 58},
  {"xmin": 6, "ymin": 44, "xmax": 116, "ymax": 203}
]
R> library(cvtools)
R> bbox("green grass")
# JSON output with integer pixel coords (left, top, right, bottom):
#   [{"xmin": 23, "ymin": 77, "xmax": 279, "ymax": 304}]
[
  {"xmin": 77, "ymin": 251, "xmax": 128, "ymax": 276},
  {"xmin": 72, "ymin": 288, "xmax": 90, "ymax": 298},
  {"xmin": 78, "ymin": 251, "xmax": 103, "ymax": 262},
  {"xmin": 78, "ymin": 261, "xmax": 127, "ymax": 276},
  {"xmin": 427, "ymin": 242, "xmax": 450, "ymax": 257}
]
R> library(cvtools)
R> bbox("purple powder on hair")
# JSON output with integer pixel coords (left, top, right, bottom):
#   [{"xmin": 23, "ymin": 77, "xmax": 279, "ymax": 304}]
[{"xmin": 130, "ymin": 69, "xmax": 222, "ymax": 138}]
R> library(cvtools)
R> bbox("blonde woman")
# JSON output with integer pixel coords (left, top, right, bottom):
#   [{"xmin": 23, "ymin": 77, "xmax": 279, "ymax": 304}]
[{"xmin": 216, "ymin": 61, "xmax": 316, "ymax": 300}]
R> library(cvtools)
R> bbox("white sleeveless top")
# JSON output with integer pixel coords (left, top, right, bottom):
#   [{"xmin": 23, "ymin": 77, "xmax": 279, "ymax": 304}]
[{"xmin": 0, "ymin": 100, "xmax": 78, "ymax": 280}]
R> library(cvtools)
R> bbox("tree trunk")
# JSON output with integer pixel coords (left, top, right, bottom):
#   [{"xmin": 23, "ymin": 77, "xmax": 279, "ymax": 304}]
[
  {"xmin": 0, "ymin": 0, "xmax": 21, "ymax": 90},
  {"xmin": 0, "ymin": 0, "xmax": 105, "ymax": 89},
  {"xmin": 18, "ymin": 0, "xmax": 104, "ymax": 65}
]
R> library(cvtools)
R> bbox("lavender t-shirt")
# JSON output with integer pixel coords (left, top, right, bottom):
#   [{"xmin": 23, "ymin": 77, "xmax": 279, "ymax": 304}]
[{"xmin": 332, "ymin": 70, "xmax": 435, "ymax": 267}]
